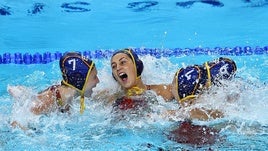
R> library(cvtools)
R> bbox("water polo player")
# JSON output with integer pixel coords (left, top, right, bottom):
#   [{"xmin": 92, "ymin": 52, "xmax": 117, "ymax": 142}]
[
  {"xmin": 171, "ymin": 57, "xmax": 237, "ymax": 120},
  {"xmin": 9, "ymin": 52, "xmax": 99, "ymax": 116},
  {"xmin": 110, "ymin": 48, "xmax": 173, "ymax": 118}
]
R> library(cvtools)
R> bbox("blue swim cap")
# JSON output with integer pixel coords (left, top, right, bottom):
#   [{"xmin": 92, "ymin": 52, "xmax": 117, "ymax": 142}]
[
  {"xmin": 112, "ymin": 48, "xmax": 144, "ymax": 77},
  {"xmin": 173, "ymin": 57, "xmax": 237, "ymax": 103},
  {"xmin": 207, "ymin": 57, "xmax": 237, "ymax": 82},
  {"xmin": 174, "ymin": 65, "xmax": 206, "ymax": 103},
  {"xmin": 60, "ymin": 52, "xmax": 94, "ymax": 91}
]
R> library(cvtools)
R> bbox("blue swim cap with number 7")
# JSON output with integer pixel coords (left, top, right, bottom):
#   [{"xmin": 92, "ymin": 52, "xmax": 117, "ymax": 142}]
[
  {"xmin": 60, "ymin": 52, "xmax": 94, "ymax": 91},
  {"xmin": 59, "ymin": 52, "xmax": 95, "ymax": 114}
]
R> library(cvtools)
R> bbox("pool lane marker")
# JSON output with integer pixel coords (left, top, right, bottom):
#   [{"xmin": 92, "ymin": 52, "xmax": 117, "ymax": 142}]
[{"xmin": 0, "ymin": 46, "xmax": 267, "ymax": 64}]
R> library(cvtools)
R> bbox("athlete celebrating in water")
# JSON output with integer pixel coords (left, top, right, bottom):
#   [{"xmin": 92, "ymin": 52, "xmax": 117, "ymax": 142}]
[{"xmin": 8, "ymin": 52, "xmax": 99, "ymax": 129}]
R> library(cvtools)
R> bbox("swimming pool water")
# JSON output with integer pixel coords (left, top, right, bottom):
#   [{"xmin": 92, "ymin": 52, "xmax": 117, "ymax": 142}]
[
  {"xmin": 1, "ymin": 0, "xmax": 268, "ymax": 150},
  {"xmin": 1, "ymin": 0, "xmax": 268, "ymax": 53},
  {"xmin": 1, "ymin": 54, "xmax": 268, "ymax": 150}
]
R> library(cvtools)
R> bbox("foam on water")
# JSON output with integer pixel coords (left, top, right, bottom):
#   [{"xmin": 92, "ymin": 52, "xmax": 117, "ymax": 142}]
[{"xmin": 1, "ymin": 54, "xmax": 268, "ymax": 150}]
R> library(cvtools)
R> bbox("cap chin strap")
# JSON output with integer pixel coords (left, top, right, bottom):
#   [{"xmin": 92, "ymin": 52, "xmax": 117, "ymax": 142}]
[
  {"xmin": 204, "ymin": 62, "xmax": 212, "ymax": 87},
  {"xmin": 126, "ymin": 86, "xmax": 145, "ymax": 97},
  {"xmin": 119, "ymin": 49, "xmax": 145, "ymax": 97},
  {"xmin": 61, "ymin": 62, "xmax": 94, "ymax": 114},
  {"xmin": 115, "ymin": 49, "xmax": 146, "ymax": 97},
  {"xmin": 79, "ymin": 62, "xmax": 94, "ymax": 114},
  {"xmin": 176, "ymin": 63, "xmax": 212, "ymax": 104},
  {"xmin": 80, "ymin": 93, "xmax": 85, "ymax": 114},
  {"xmin": 125, "ymin": 75, "xmax": 146, "ymax": 97},
  {"xmin": 125, "ymin": 49, "xmax": 140, "ymax": 78}
]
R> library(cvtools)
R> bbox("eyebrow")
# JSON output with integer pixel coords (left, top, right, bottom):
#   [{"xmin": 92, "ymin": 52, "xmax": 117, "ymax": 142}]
[
  {"xmin": 111, "ymin": 57, "xmax": 128, "ymax": 65},
  {"xmin": 119, "ymin": 57, "xmax": 127, "ymax": 62}
]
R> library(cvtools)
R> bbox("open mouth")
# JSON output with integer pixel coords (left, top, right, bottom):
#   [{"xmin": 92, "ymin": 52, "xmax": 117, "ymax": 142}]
[{"xmin": 119, "ymin": 72, "xmax": 128, "ymax": 81}]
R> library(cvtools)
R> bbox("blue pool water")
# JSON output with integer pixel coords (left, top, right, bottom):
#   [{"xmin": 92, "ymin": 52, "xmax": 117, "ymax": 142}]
[{"xmin": 1, "ymin": 0, "xmax": 268, "ymax": 150}]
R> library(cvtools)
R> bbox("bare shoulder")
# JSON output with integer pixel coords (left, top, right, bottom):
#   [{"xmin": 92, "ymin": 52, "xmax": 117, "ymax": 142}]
[
  {"xmin": 149, "ymin": 84, "xmax": 170, "ymax": 92},
  {"xmin": 147, "ymin": 84, "xmax": 174, "ymax": 101}
]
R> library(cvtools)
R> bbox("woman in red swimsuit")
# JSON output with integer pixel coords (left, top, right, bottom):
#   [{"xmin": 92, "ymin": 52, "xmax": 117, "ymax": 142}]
[
  {"xmin": 110, "ymin": 48, "xmax": 173, "ymax": 107},
  {"xmin": 108, "ymin": 48, "xmax": 175, "ymax": 123}
]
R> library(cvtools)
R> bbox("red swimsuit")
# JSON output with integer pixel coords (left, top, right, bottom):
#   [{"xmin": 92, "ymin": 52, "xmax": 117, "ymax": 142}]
[{"xmin": 48, "ymin": 85, "xmax": 70, "ymax": 113}]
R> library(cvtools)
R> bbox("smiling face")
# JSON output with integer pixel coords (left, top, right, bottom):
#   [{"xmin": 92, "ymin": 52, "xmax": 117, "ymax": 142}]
[{"xmin": 111, "ymin": 53, "xmax": 137, "ymax": 89}]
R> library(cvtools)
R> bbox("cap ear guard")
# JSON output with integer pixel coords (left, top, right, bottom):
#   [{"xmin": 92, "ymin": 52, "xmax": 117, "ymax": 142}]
[
  {"xmin": 63, "ymin": 71, "xmax": 86, "ymax": 90},
  {"xmin": 60, "ymin": 52, "xmax": 94, "ymax": 114},
  {"xmin": 126, "ymin": 48, "xmax": 144, "ymax": 77},
  {"xmin": 60, "ymin": 53, "xmax": 94, "ymax": 91},
  {"xmin": 135, "ymin": 57, "xmax": 144, "ymax": 78},
  {"xmin": 174, "ymin": 65, "xmax": 204, "ymax": 104}
]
